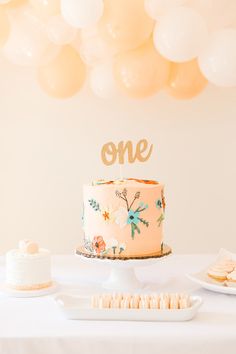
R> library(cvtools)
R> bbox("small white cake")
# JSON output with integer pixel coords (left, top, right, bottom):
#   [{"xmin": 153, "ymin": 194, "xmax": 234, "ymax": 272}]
[{"xmin": 6, "ymin": 240, "xmax": 52, "ymax": 291}]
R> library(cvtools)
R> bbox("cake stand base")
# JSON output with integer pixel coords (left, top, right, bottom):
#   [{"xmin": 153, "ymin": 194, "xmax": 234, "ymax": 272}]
[
  {"xmin": 76, "ymin": 244, "xmax": 172, "ymax": 291},
  {"xmin": 103, "ymin": 266, "xmax": 143, "ymax": 290}
]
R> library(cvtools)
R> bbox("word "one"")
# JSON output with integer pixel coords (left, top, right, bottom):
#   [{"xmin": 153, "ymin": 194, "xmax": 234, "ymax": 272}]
[{"xmin": 101, "ymin": 139, "xmax": 153, "ymax": 166}]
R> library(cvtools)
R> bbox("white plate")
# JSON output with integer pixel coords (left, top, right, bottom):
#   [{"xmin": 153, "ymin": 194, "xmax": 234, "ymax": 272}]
[
  {"xmin": 187, "ymin": 248, "xmax": 236, "ymax": 295},
  {"xmin": 1, "ymin": 281, "xmax": 59, "ymax": 298},
  {"xmin": 54, "ymin": 293, "xmax": 202, "ymax": 321},
  {"xmin": 187, "ymin": 272, "xmax": 236, "ymax": 295}
]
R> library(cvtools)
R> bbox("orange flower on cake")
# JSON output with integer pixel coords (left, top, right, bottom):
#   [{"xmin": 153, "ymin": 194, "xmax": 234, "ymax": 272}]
[
  {"xmin": 92, "ymin": 236, "xmax": 106, "ymax": 254},
  {"xmin": 100, "ymin": 206, "xmax": 115, "ymax": 223}
]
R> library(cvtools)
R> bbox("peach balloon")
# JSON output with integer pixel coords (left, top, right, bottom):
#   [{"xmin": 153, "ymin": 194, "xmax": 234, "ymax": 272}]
[
  {"xmin": 166, "ymin": 59, "xmax": 208, "ymax": 99},
  {"xmin": 4, "ymin": 0, "xmax": 27, "ymax": 7},
  {"xmin": 113, "ymin": 41, "xmax": 170, "ymax": 98},
  {"xmin": 3, "ymin": 5, "xmax": 60, "ymax": 67},
  {"xmin": 0, "ymin": 7, "xmax": 10, "ymax": 48},
  {"xmin": 38, "ymin": 45, "xmax": 86, "ymax": 99},
  {"xmin": 98, "ymin": 0, "xmax": 154, "ymax": 53},
  {"xmin": 29, "ymin": 0, "xmax": 60, "ymax": 19}
]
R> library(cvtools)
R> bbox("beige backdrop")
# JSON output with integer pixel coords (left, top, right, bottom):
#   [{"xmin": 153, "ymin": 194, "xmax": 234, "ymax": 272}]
[{"xmin": 0, "ymin": 56, "xmax": 236, "ymax": 254}]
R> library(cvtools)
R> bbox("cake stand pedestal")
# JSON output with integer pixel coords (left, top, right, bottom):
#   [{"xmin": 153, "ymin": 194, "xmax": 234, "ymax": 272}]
[{"xmin": 76, "ymin": 245, "xmax": 172, "ymax": 291}]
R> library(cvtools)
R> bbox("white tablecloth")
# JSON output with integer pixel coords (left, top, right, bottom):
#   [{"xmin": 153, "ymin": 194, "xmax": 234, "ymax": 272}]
[{"xmin": 0, "ymin": 254, "xmax": 236, "ymax": 354}]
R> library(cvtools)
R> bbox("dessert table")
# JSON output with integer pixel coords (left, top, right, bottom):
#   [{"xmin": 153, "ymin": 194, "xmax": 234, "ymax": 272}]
[{"xmin": 0, "ymin": 254, "xmax": 236, "ymax": 354}]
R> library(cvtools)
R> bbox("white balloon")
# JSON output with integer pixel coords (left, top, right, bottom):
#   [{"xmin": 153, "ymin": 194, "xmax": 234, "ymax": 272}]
[
  {"xmin": 145, "ymin": 0, "xmax": 186, "ymax": 20},
  {"xmin": 78, "ymin": 26, "xmax": 117, "ymax": 67},
  {"xmin": 154, "ymin": 6, "xmax": 208, "ymax": 62},
  {"xmin": 61, "ymin": 0, "xmax": 104, "ymax": 29},
  {"xmin": 190, "ymin": 0, "xmax": 236, "ymax": 31},
  {"xmin": 89, "ymin": 63, "xmax": 118, "ymax": 98},
  {"xmin": 3, "ymin": 6, "xmax": 60, "ymax": 66},
  {"xmin": 199, "ymin": 29, "xmax": 236, "ymax": 87},
  {"xmin": 46, "ymin": 15, "xmax": 77, "ymax": 45}
]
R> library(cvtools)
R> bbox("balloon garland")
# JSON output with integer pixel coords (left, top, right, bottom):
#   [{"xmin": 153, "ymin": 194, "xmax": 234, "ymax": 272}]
[{"xmin": 0, "ymin": 0, "xmax": 236, "ymax": 100}]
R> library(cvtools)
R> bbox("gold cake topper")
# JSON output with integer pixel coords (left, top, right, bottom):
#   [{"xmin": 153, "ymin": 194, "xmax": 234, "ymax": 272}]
[{"xmin": 101, "ymin": 139, "xmax": 153, "ymax": 166}]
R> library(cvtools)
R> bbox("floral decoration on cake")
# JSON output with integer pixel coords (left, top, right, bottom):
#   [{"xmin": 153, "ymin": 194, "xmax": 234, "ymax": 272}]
[
  {"xmin": 87, "ymin": 188, "xmax": 149, "ymax": 240},
  {"xmin": 92, "ymin": 178, "xmax": 159, "ymax": 186},
  {"xmin": 115, "ymin": 188, "xmax": 149, "ymax": 239},
  {"xmin": 84, "ymin": 235, "xmax": 126, "ymax": 256},
  {"xmin": 155, "ymin": 189, "xmax": 166, "ymax": 227}
]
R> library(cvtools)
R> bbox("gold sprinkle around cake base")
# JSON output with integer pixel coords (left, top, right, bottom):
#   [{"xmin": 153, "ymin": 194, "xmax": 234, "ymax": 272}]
[{"xmin": 76, "ymin": 244, "xmax": 172, "ymax": 261}]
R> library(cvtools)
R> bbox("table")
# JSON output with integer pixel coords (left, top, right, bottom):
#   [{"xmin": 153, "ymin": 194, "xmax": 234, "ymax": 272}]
[{"xmin": 0, "ymin": 254, "xmax": 236, "ymax": 354}]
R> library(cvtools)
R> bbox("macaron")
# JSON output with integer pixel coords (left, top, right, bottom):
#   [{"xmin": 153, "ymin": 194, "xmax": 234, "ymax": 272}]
[
  {"xmin": 159, "ymin": 297, "xmax": 169, "ymax": 309},
  {"xmin": 170, "ymin": 295, "xmax": 179, "ymax": 309},
  {"xmin": 120, "ymin": 297, "xmax": 130, "ymax": 309}
]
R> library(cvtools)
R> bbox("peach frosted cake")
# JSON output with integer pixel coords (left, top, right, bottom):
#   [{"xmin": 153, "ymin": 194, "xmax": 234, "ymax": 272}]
[
  {"xmin": 79, "ymin": 178, "xmax": 170, "ymax": 259},
  {"xmin": 6, "ymin": 240, "xmax": 52, "ymax": 291}
]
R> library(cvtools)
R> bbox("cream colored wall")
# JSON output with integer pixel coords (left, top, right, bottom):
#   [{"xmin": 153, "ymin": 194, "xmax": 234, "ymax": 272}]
[{"xmin": 0, "ymin": 56, "xmax": 236, "ymax": 254}]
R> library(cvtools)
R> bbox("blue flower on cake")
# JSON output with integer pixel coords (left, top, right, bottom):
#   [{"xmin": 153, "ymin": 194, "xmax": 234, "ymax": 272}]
[
  {"xmin": 115, "ymin": 189, "xmax": 149, "ymax": 239},
  {"xmin": 127, "ymin": 209, "xmax": 140, "ymax": 225},
  {"xmin": 88, "ymin": 188, "xmax": 150, "ymax": 240}
]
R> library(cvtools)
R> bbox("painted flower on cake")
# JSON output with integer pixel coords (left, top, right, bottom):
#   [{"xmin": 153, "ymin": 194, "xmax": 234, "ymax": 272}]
[
  {"xmin": 119, "ymin": 243, "xmax": 126, "ymax": 254},
  {"xmin": 106, "ymin": 238, "xmax": 119, "ymax": 254},
  {"xmin": 127, "ymin": 210, "xmax": 140, "ymax": 225},
  {"xmin": 157, "ymin": 213, "xmax": 165, "ymax": 227},
  {"xmin": 155, "ymin": 199, "xmax": 162, "ymax": 209},
  {"xmin": 92, "ymin": 236, "xmax": 106, "ymax": 254},
  {"xmin": 86, "ymin": 236, "xmax": 126, "ymax": 256},
  {"xmin": 88, "ymin": 199, "xmax": 115, "ymax": 224},
  {"xmin": 101, "ymin": 206, "xmax": 115, "ymax": 223},
  {"xmin": 114, "ymin": 206, "xmax": 129, "ymax": 228},
  {"xmin": 115, "ymin": 189, "xmax": 149, "ymax": 239}
]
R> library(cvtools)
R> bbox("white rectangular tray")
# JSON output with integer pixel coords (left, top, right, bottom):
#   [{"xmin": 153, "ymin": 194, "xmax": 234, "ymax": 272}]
[{"xmin": 54, "ymin": 294, "xmax": 202, "ymax": 321}]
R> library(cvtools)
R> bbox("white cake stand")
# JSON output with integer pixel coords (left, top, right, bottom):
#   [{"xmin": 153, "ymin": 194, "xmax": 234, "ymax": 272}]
[{"xmin": 76, "ymin": 245, "xmax": 172, "ymax": 291}]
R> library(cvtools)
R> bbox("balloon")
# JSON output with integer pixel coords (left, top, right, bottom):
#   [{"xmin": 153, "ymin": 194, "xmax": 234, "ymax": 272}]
[
  {"xmin": 166, "ymin": 59, "xmax": 208, "ymax": 99},
  {"xmin": 198, "ymin": 29, "xmax": 236, "ymax": 87},
  {"xmin": 0, "ymin": 7, "xmax": 10, "ymax": 48},
  {"xmin": 190, "ymin": 0, "xmax": 236, "ymax": 31},
  {"xmin": 113, "ymin": 40, "xmax": 170, "ymax": 98},
  {"xmin": 89, "ymin": 63, "xmax": 118, "ymax": 98},
  {"xmin": 29, "ymin": 0, "xmax": 60, "ymax": 19},
  {"xmin": 154, "ymin": 6, "xmax": 208, "ymax": 62},
  {"xmin": 37, "ymin": 45, "xmax": 86, "ymax": 98},
  {"xmin": 98, "ymin": 0, "xmax": 154, "ymax": 53},
  {"xmin": 46, "ymin": 15, "xmax": 77, "ymax": 45},
  {"xmin": 61, "ymin": 0, "xmax": 104, "ymax": 29},
  {"xmin": 3, "ymin": 6, "xmax": 60, "ymax": 66},
  {"xmin": 78, "ymin": 26, "xmax": 117, "ymax": 67},
  {"xmin": 145, "ymin": 0, "xmax": 186, "ymax": 20},
  {"xmin": 4, "ymin": 0, "xmax": 26, "ymax": 7}
]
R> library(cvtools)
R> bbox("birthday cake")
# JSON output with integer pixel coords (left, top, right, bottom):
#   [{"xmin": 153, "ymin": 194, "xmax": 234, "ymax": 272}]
[
  {"xmin": 78, "ymin": 178, "xmax": 170, "ymax": 259},
  {"xmin": 6, "ymin": 240, "xmax": 52, "ymax": 291}
]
